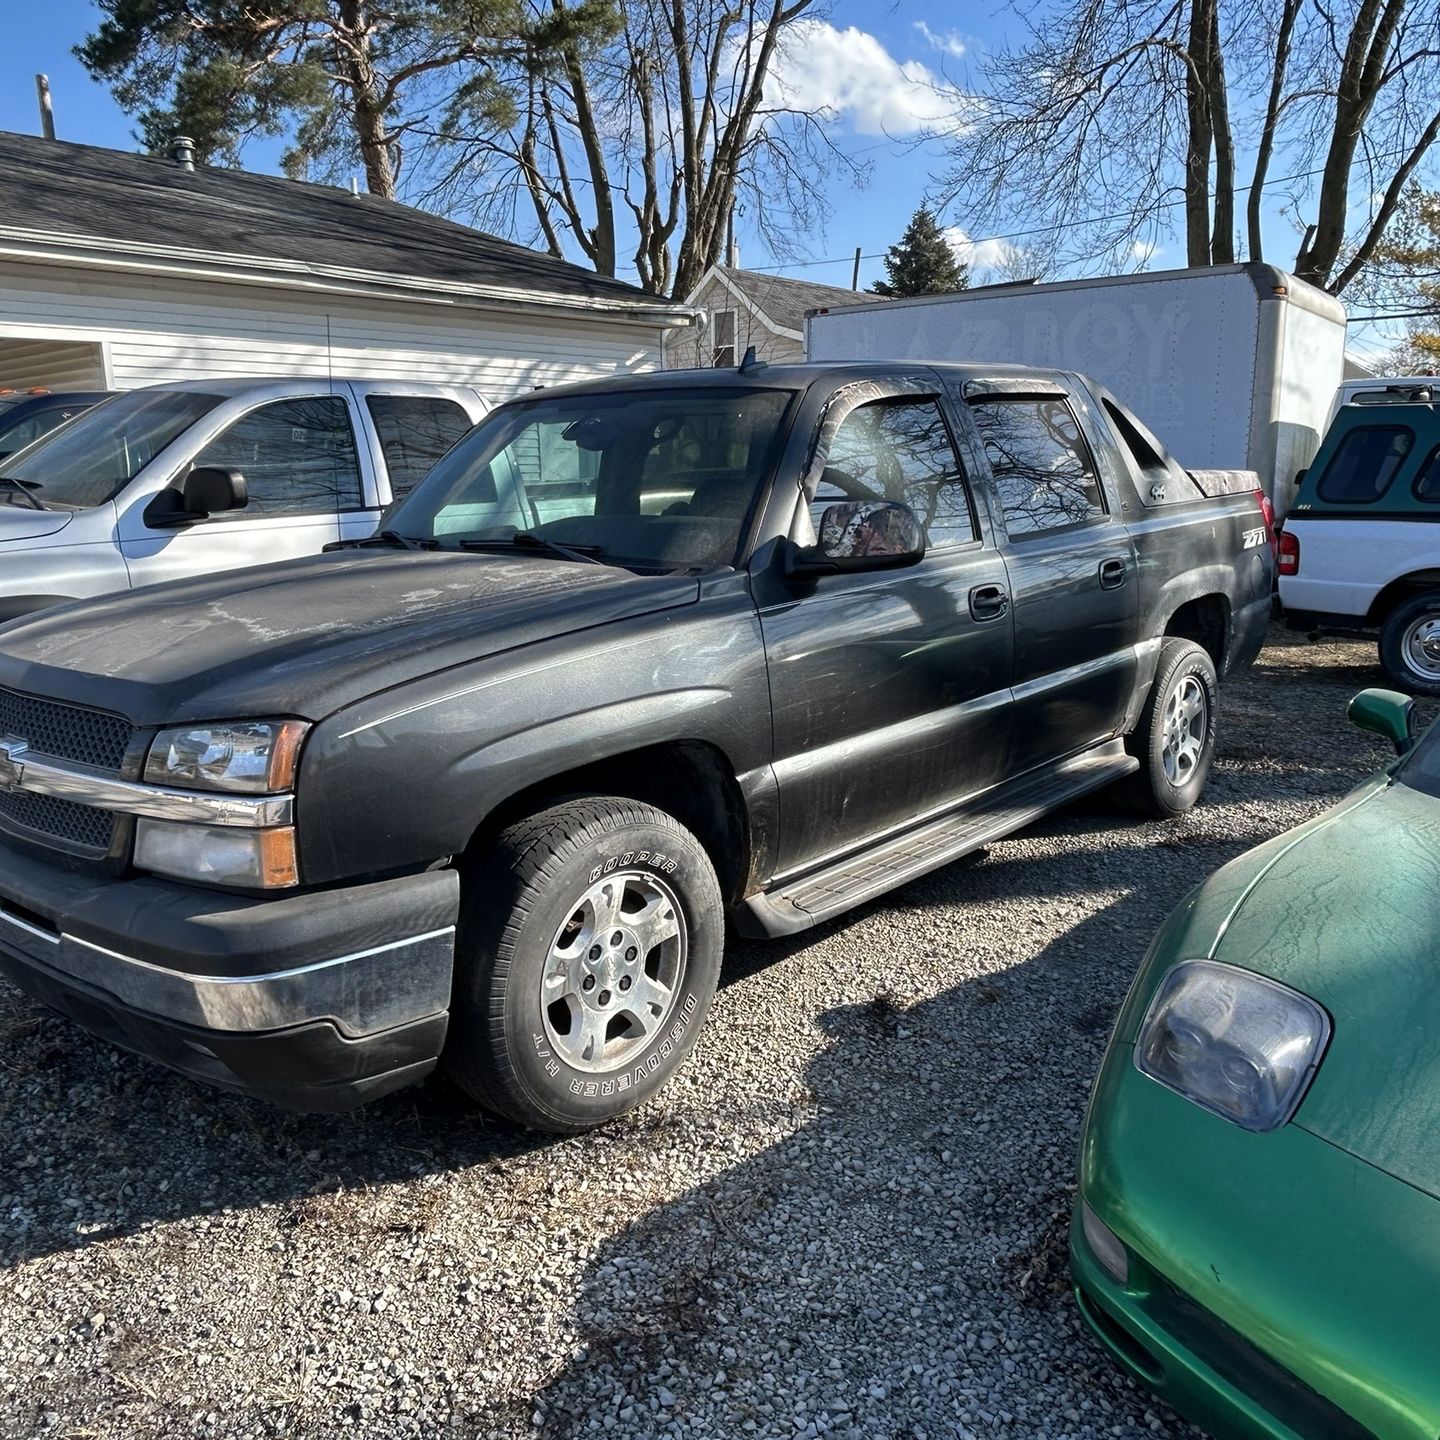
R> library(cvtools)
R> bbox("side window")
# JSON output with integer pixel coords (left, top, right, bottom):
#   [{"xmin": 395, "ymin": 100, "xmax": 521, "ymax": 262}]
[
  {"xmin": 970, "ymin": 397, "xmax": 1107, "ymax": 538},
  {"xmin": 1316, "ymin": 426, "xmax": 1414, "ymax": 504},
  {"xmin": 193, "ymin": 397, "xmax": 363, "ymax": 518},
  {"xmin": 812, "ymin": 398, "xmax": 976, "ymax": 550},
  {"xmin": 1414, "ymin": 447, "xmax": 1440, "ymax": 503},
  {"xmin": 366, "ymin": 395, "xmax": 473, "ymax": 500},
  {"xmin": 712, "ymin": 310, "xmax": 737, "ymax": 368}
]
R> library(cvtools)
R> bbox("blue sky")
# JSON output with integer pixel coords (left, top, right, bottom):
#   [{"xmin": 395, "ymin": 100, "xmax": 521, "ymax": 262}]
[{"xmin": 0, "ymin": 0, "xmax": 1419, "ymax": 352}]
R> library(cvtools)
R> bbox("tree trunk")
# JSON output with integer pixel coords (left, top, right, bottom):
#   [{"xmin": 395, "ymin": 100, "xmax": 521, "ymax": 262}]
[
  {"xmin": 1247, "ymin": 0, "xmax": 1302, "ymax": 263},
  {"xmin": 1294, "ymin": 0, "xmax": 1405, "ymax": 288},
  {"xmin": 334, "ymin": 0, "xmax": 396, "ymax": 199},
  {"xmin": 1183, "ymin": 0, "xmax": 1215, "ymax": 265},
  {"xmin": 1204, "ymin": 0, "xmax": 1235, "ymax": 264}
]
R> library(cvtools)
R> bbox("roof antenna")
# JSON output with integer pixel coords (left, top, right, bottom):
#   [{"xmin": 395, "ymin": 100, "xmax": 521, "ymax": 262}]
[{"xmin": 738, "ymin": 344, "xmax": 767, "ymax": 375}]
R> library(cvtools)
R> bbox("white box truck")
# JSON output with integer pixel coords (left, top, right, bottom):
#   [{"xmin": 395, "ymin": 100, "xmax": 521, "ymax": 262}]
[{"xmin": 805, "ymin": 262, "xmax": 1346, "ymax": 516}]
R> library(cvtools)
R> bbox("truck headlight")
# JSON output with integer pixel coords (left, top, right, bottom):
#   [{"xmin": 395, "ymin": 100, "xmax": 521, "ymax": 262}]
[
  {"xmin": 1134, "ymin": 960, "xmax": 1330, "ymax": 1132},
  {"xmin": 145, "ymin": 720, "xmax": 308, "ymax": 794},
  {"xmin": 135, "ymin": 819, "xmax": 299, "ymax": 889}
]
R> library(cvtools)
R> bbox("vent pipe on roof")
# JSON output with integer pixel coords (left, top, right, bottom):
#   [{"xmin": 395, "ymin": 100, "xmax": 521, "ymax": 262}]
[
  {"xmin": 171, "ymin": 135, "xmax": 196, "ymax": 171},
  {"xmin": 35, "ymin": 75, "xmax": 55, "ymax": 141}
]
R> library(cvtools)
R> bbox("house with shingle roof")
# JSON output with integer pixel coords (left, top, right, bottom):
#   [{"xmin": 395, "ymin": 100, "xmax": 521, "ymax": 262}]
[
  {"xmin": 0, "ymin": 130, "xmax": 693, "ymax": 395},
  {"xmin": 663, "ymin": 263, "xmax": 885, "ymax": 370}
]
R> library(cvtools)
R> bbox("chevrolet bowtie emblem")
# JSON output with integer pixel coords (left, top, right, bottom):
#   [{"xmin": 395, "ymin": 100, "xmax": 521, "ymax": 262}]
[{"xmin": 0, "ymin": 739, "xmax": 28, "ymax": 792}]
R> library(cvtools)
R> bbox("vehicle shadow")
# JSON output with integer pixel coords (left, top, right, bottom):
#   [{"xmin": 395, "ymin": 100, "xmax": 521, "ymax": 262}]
[
  {"xmin": 530, "ymin": 869, "xmax": 1213, "ymax": 1439},
  {"xmin": 0, "ymin": 785, "xmax": 1258, "ymax": 1277}
]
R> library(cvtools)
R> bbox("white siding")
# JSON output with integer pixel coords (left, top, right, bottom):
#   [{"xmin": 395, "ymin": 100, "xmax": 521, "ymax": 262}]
[{"xmin": 0, "ymin": 260, "xmax": 668, "ymax": 400}]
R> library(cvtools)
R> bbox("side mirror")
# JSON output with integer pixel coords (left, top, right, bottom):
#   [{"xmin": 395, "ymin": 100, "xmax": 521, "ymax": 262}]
[
  {"xmin": 789, "ymin": 499, "xmax": 926, "ymax": 576},
  {"xmin": 145, "ymin": 466, "xmax": 248, "ymax": 528},
  {"xmin": 1348, "ymin": 687, "xmax": 1417, "ymax": 755}
]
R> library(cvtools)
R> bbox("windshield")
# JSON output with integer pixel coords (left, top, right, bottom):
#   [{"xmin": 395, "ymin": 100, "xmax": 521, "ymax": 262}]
[
  {"xmin": 386, "ymin": 386, "xmax": 795, "ymax": 571},
  {"xmin": 0, "ymin": 390, "xmax": 223, "ymax": 511},
  {"xmin": 1398, "ymin": 720, "xmax": 1440, "ymax": 798}
]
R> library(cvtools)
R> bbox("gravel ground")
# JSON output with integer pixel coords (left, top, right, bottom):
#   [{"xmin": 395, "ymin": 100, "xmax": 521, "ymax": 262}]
[{"xmin": 0, "ymin": 625, "xmax": 1413, "ymax": 1440}]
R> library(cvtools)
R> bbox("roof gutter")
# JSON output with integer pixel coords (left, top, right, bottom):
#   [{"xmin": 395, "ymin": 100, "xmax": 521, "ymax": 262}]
[{"xmin": 0, "ymin": 225, "xmax": 702, "ymax": 330}]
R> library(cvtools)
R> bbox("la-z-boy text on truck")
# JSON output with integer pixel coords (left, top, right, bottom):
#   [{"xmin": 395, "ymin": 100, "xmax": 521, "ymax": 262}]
[{"xmin": 0, "ymin": 363, "xmax": 1272, "ymax": 1133}]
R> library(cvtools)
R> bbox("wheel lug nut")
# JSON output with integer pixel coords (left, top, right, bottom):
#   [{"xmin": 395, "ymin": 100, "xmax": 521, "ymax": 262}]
[
  {"xmin": 582, "ymin": 975, "xmax": 596, "ymax": 992},
  {"xmin": 588, "ymin": 944, "xmax": 602, "ymax": 960},
  {"xmin": 625, "ymin": 947, "xmax": 637, "ymax": 962},
  {"xmin": 619, "ymin": 976, "xmax": 632, "ymax": 992},
  {"xmin": 598, "ymin": 989, "xmax": 611, "ymax": 1005},
  {"xmin": 611, "ymin": 931, "xmax": 623, "ymax": 946}
]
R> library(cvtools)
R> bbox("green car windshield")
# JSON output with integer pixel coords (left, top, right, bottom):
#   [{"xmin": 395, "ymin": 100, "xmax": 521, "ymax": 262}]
[
  {"xmin": 386, "ymin": 386, "xmax": 794, "ymax": 572},
  {"xmin": 1398, "ymin": 724, "xmax": 1440, "ymax": 798}
]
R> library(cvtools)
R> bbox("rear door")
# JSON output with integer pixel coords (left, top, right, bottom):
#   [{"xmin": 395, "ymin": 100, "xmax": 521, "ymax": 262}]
[
  {"xmin": 119, "ymin": 393, "xmax": 364, "ymax": 589},
  {"xmin": 757, "ymin": 379, "xmax": 1015, "ymax": 875},
  {"xmin": 961, "ymin": 380, "xmax": 1138, "ymax": 776}
]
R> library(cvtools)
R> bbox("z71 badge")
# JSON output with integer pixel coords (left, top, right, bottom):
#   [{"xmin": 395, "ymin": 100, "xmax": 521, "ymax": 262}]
[{"xmin": 1242, "ymin": 527, "xmax": 1268, "ymax": 550}]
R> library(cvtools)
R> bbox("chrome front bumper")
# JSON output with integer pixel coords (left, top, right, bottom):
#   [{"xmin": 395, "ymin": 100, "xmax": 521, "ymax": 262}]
[{"xmin": 0, "ymin": 850, "xmax": 460, "ymax": 1110}]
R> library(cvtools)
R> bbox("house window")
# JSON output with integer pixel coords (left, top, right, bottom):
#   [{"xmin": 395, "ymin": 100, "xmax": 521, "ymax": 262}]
[{"xmin": 712, "ymin": 309, "xmax": 737, "ymax": 368}]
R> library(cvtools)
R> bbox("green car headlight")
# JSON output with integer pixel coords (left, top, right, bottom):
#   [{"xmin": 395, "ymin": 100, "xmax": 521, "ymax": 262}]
[{"xmin": 1135, "ymin": 960, "xmax": 1331, "ymax": 1132}]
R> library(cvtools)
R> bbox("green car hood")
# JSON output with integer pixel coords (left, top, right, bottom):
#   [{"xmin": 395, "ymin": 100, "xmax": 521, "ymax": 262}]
[{"xmin": 1211, "ymin": 776, "xmax": 1440, "ymax": 1199}]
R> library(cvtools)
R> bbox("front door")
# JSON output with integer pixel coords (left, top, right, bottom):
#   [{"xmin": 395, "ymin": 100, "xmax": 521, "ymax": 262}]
[
  {"xmin": 118, "ymin": 395, "xmax": 365, "ymax": 589},
  {"xmin": 964, "ymin": 387, "xmax": 1138, "ymax": 776},
  {"xmin": 757, "ymin": 384, "xmax": 1015, "ymax": 876}
]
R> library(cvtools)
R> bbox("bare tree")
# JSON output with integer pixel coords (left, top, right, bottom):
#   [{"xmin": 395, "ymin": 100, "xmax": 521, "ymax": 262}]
[
  {"xmin": 414, "ymin": 0, "xmax": 866, "ymax": 296},
  {"xmin": 940, "ymin": 0, "xmax": 1440, "ymax": 294}
]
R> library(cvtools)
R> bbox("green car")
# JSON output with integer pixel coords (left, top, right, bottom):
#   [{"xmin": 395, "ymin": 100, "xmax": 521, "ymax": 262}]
[{"xmin": 1072, "ymin": 688, "xmax": 1440, "ymax": 1440}]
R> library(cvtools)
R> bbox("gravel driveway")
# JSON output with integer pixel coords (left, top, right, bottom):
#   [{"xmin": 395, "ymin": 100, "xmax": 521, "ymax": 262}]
[{"xmin": 0, "ymin": 626, "xmax": 1409, "ymax": 1440}]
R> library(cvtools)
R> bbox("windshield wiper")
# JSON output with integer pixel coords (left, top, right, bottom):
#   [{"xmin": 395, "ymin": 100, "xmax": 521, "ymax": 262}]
[
  {"xmin": 460, "ymin": 532, "xmax": 605, "ymax": 565},
  {"xmin": 353, "ymin": 529, "xmax": 439, "ymax": 551},
  {"xmin": 0, "ymin": 477, "xmax": 44, "ymax": 512}
]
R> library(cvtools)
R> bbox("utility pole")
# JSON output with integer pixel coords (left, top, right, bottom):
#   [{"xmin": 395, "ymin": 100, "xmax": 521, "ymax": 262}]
[{"xmin": 35, "ymin": 75, "xmax": 55, "ymax": 141}]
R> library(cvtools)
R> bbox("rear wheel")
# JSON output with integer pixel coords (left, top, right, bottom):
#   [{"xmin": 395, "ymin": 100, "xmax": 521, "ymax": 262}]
[
  {"xmin": 1120, "ymin": 638, "xmax": 1218, "ymax": 818},
  {"xmin": 445, "ymin": 796, "xmax": 724, "ymax": 1133},
  {"xmin": 1379, "ymin": 592, "xmax": 1440, "ymax": 697}
]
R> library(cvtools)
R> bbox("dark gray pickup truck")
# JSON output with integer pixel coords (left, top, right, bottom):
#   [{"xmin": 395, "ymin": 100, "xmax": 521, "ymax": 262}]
[{"xmin": 0, "ymin": 363, "xmax": 1272, "ymax": 1132}]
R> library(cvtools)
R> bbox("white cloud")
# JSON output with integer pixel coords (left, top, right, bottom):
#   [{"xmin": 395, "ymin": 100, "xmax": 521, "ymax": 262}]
[
  {"xmin": 914, "ymin": 21, "xmax": 967, "ymax": 58},
  {"xmin": 1131, "ymin": 239, "xmax": 1160, "ymax": 265},
  {"xmin": 768, "ymin": 22, "xmax": 971, "ymax": 137},
  {"xmin": 942, "ymin": 225, "xmax": 1021, "ymax": 276}
]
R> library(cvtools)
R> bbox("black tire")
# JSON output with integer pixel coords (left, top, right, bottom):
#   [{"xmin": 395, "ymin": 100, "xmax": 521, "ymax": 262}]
[
  {"xmin": 1379, "ymin": 592, "xmax": 1440, "ymax": 697},
  {"xmin": 1119, "ymin": 638, "xmax": 1219, "ymax": 818},
  {"xmin": 445, "ymin": 796, "xmax": 724, "ymax": 1133}
]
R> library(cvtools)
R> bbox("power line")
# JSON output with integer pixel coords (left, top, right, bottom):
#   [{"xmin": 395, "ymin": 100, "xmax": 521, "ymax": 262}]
[{"xmin": 741, "ymin": 147, "xmax": 1426, "ymax": 276}]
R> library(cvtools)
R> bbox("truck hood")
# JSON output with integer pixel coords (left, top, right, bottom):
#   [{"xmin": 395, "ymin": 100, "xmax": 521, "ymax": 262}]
[
  {"xmin": 1211, "ymin": 778, "xmax": 1440, "ymax": 1200},
  {"xmin": 0, "ymin": 504, "xmax": 74, "ymax": 541},
  {"xmin": 0, "ymin": 550, "xmax": 700, "ymax": 726}
]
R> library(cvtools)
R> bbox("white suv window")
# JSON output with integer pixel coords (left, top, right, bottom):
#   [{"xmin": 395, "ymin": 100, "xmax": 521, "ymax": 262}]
[{"xmin": 193, "ymin": 397, "xmax": 363, "ymax": 518}]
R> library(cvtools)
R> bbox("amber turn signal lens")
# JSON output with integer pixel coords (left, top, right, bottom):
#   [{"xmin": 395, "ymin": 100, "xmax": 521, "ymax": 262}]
[{"xmin": 258, "ymin": 827, "xmax": 300, "ymax": 888}]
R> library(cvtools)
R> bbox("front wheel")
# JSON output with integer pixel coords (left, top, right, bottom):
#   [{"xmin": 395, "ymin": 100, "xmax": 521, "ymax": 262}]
[
  {"xmin": 446, "ymin": 796, "xmax": 724, "ymax": 1133},
  {"xmin": 1379, "ymin": 592, "xmax": 1440, "ymax": 697},
  {"xmin": 1119, "ymin": 637, "xmax": 1219, "ymax": 818}
]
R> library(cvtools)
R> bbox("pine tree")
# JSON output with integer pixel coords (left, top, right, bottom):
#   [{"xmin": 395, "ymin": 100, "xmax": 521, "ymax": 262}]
[{"xmin": 871, "ymin": 207, "xmax": 970, "ymax": 297}]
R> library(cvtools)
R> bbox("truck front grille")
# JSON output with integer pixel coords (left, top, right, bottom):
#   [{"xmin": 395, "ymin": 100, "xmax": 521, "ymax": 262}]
[
  {"xmin": 0, "ymin": 687, "xmax": 133, "ymax": 772},
  {"xmin": 0, "ymin": 790, "xmax": 115, "ymax": 851},
  {"xmin": 0, "ymin": 687, "xmax": 134, "ymax": 855}
]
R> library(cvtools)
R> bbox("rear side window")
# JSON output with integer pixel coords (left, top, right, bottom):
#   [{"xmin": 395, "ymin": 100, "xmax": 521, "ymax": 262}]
[
  {"xmin": 971, "ymin": 397, "xmax": 1106, "ymax": 537},
  {"xmin": 1413, "ymin": 447, "xmax": 1440, "ymax": 503},
  {"xmin": 193, "ymin": 396, "xmax": 363, "ymax": 518},
  {"xmin": 1315, "ymin": 426, "xmax": 1414, "ymax": 504},
  {"xmin": 367, "ymin": 395, "xmax": 473, "ymax": 499}
]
